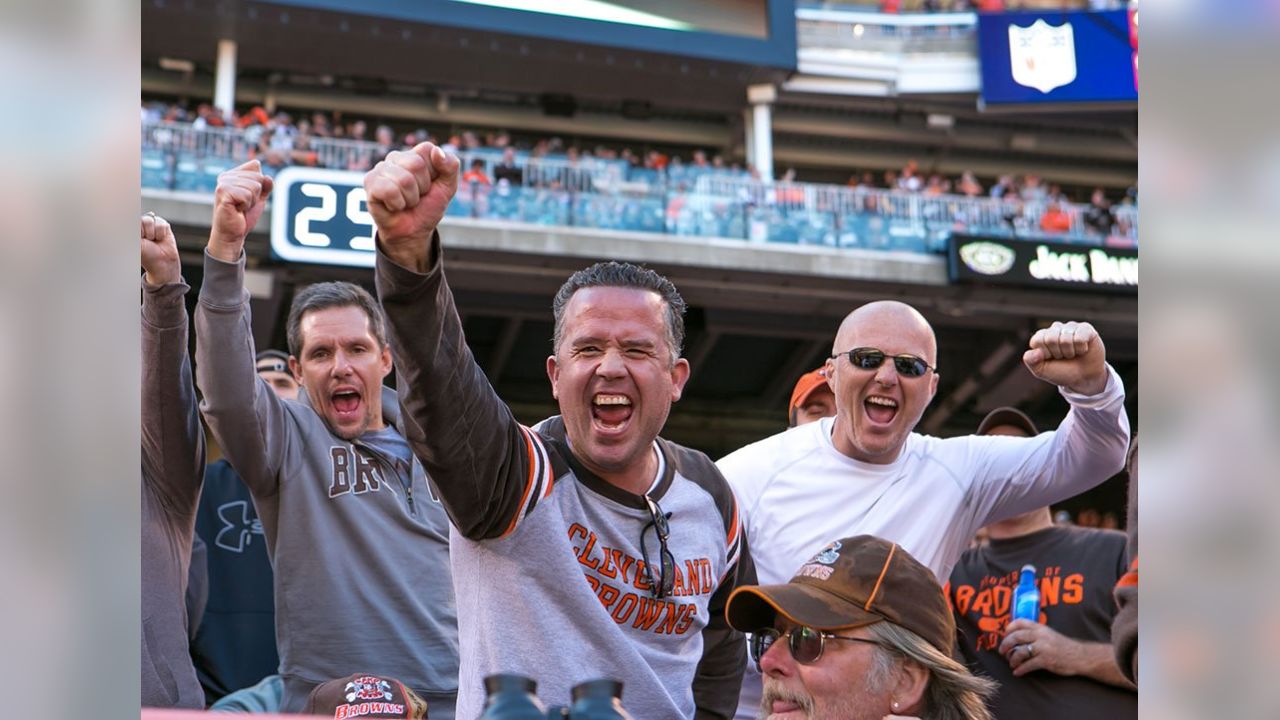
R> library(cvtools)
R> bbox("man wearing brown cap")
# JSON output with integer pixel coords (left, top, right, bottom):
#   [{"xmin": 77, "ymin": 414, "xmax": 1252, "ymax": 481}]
[
  {"xmin": 728, "ymin": 535, "xmax": 994, "ymax": 720},
  {"xmin": 946, "ymin": 408, "xmax": 1136, "ymax": 720},
  {"xmin": 788, "ymin": 368, "xmax": 835, "ymax": 428}
]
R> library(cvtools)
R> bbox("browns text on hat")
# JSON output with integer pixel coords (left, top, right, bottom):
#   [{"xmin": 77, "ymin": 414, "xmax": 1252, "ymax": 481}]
[
  {"xmin": 302, "ymin": 673, "xmax": 427, "ymax": 719},
  {"xmin": 726, "ymin": 534, "xmax": 955, "ymax": 655}
]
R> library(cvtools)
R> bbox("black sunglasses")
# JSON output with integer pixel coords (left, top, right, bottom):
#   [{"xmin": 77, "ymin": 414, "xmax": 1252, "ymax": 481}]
[
  {"xmin": 750, "ymin": 626, "xmax": 882, "ymax": 670},
  {"xmin": 831, "ymin": 347, "xmax": 937, "ymax": 378},
  {"xmin": 641, "ymin": 495, "xmax": 675, "ymax": 599}
]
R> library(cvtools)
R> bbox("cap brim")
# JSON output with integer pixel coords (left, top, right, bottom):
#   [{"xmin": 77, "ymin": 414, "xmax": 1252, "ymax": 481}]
[
  {"xmin": 976, "ymin": 407, "xmax": 1038, "ymax": 436},
  {"xmin": 726, "ymin": 583, "xmax": 882, "ymax": 633}
]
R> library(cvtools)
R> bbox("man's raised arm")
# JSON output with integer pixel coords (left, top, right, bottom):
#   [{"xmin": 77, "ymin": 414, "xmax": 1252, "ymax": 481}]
[
  {"xmin": 368, "ymin": 143, "xmax": 550, "ymax": 540},
  {"xmin": 193, "ymin": 161, "xmax": 290, "ymax": 497},
  {"xmin": 967, "ymin": 321, "xmax": 1131, "ymax": 525},
  {"xmin": 141, "ymin": 212, "xmax": 204, "ymax": 515}
]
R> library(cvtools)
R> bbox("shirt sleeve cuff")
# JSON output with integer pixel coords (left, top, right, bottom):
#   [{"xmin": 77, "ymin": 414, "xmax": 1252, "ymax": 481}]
[
  {"xmin": 141, "ymin": 276, "xmax": 190, "ymax": 328},
  {"xmin": 199, "ymin": 247, "xmax": 248, "ymax": 308},
  {"xmin": 1058, "ymin": 364, "xmax": 1123, "ymax": 408}
]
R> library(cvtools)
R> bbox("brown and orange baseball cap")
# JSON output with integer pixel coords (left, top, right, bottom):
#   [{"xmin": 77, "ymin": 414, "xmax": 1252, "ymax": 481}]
[
  {"xmin": 726, "ymin": 535, "xmax": 955, "ymax": 655},
  {"xmin": 302, "ymin": 673, "xmax": 428, "ymax": 719},
  {"xmin": 788, "ymin": 368, "xmax": 831, "ymax": 416}
]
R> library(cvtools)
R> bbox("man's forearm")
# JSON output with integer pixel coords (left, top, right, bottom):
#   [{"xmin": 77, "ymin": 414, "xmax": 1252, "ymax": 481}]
[
  {"xmin": 378, "ymin": 231, "xmax": 433, "ymax": 274},
  {"xmin": 1071, "ymin": 640, "xmax": 1136, "ymax": 689}
]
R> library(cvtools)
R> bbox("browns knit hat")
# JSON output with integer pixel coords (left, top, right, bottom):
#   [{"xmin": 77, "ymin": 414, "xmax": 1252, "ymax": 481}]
[
  {"xmin": 788, "ymin": 367, "xmax": 832, "ymax": 417},
  {"xmin": 975, "ymin": 406, "xmax": 1038, "ymax": 437},
  {"xmin": 726, "ymin": 535, "xmax": 956, "ymax": 655},
  {"xmin": 302, "ymin": 674, "xmax": 428, "ymax": 719}
]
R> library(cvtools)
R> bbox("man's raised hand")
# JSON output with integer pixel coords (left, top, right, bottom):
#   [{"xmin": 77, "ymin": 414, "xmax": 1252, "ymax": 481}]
[
  {"xmin": 208, "ymin": 159, "xmax": 273, "ymax": 262},
  {"xmin": 363, "ymin": 142, "xmax": 459, "ymax": 270},
  {"xmin": 1023, "ymin": 321, "xmax": 1108, "ymax": 396},
  {"xmin": 141, "ymin": 212, "xmax": 181, "ymax": 286}
]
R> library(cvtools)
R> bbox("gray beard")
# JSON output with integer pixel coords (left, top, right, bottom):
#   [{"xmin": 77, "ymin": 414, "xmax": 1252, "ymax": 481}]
[{"xmin": 760, "ymin": 675, "xmax": 891, "ymax": 720}]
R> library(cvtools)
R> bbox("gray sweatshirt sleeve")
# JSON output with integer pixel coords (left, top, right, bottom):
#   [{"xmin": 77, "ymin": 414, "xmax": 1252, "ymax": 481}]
[
  {"xmin": 374, "ymin": 233, "xmax": 540, "ymax": 540},
  {"xmin": 141, "ymin": 277, "xmax": 205, "ymax": 516},
  {"xmin": 194, "ymin": 249, "xmax": 290, "ymax": 497},
  {"xmin": 966, "ymin": 364, "xmax": 1131, "ymax": 527}
]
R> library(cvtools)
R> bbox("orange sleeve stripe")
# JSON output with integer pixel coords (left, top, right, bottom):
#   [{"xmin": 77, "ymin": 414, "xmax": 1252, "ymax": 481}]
[
  {"xmin": 1116, "ymin": 569, "xmax": 1138, "ymax": 588},
  {"xmin": 500, "ymin": 427, "xmax": 539, "ymax": 538},
  {"xmin": 865, "ymin": 543, "xmax": 897, "ymax": 611},
  {"xmin": 726, "ymin": 502, "xmax": 740, "ymax": 548}
]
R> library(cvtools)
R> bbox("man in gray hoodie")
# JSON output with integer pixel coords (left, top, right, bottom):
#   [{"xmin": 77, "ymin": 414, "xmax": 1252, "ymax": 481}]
[
  {"xmin": 193, "ymin": 160, "xmax": 458, "ymax": 717},
  {"xmin": 141, "ymin": 211, "xmax": 205, "ymax": 709}
]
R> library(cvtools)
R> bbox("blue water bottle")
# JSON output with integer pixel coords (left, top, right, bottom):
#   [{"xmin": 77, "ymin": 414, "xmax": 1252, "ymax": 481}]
[{"xmin": 1012, "ymin": 564, "xmax": 1040, "ymax": 623}]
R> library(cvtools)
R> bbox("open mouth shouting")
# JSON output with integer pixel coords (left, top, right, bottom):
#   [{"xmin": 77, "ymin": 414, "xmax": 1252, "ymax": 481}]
[
  {"xmin": 331, "ymin": 385, "xmax": 364, "ymax": 424},
  {"xmin": 863, "ymin": 394, "xmax": 900, "ymax": 426},
  {"xmin": 591, "ymin": 393, "xmax": 634, "ymax": 435}
]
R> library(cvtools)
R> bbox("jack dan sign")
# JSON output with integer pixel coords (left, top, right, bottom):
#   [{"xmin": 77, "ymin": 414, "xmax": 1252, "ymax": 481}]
[{"xmin": 948, "ymin": 235, "xmax": 1137, "ymax": 294}]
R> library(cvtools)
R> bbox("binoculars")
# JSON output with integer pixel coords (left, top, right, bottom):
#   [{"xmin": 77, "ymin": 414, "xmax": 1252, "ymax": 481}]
[{"xmin": 478, "ymin": 674, "xmax": 633, "ymax": 719}]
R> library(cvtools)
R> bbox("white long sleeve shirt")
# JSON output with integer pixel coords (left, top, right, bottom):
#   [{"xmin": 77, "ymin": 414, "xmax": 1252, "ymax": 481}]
[{"xmin": 717, "ymin": 366, "xmax": 1130, "ymax": 719}]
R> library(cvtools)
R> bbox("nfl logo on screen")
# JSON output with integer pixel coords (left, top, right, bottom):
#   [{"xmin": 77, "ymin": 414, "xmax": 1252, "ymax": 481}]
[{"xmin": 1008, "ymin": 19, "xmax": 1077, "ymax": 94}]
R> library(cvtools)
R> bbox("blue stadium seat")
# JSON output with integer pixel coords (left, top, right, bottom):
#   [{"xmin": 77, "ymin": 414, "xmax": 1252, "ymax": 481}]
[
  {"xmin": 173, "ymin": 154, "xmax": 202, "ymax": 192},
  {"xmin": 141, "ymin": 150, "xmax": 172, "ymax": 190}
]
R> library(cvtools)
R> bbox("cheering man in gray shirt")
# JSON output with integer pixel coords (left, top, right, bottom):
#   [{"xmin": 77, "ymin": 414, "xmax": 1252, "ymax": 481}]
[
  {"xmin": 194, "ymin": 160, "xmax": 458, "ymax": 717},
  {"xmin": 366, "ymin": 142, "xmax": 754, "ymax": 719}
]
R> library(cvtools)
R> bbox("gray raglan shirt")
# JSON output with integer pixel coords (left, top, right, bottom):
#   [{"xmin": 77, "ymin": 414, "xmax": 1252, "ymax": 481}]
[
  {"xmin": 195, "ymin": 250, "xmax": 458, "ymax": 714},
  {"xmin": 375, "ymin": 235, "xmax": 754, "ymax": 720}
]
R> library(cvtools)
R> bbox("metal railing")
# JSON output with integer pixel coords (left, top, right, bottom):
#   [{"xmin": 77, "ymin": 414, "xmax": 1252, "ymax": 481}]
[
  {"xmin": 796, "ymin": 7, "xmax": 978, "ymax": 54},
  {"xmin": 140, "ymin": 120, "xmax": 1136, "ymax": 246}
]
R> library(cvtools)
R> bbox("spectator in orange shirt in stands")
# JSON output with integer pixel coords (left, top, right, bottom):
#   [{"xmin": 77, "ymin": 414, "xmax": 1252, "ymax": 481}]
[
  {"xmin": 1040, "ymin": 201, "xmax": 1072, "ymax": 233},
  {"xmin": 462, "ymin": 158, "xmax": 491, "ymax": 186}
]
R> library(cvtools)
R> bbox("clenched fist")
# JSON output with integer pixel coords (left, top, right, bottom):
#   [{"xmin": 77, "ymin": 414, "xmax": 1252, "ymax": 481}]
[
  {"xmin": 208, "ymin": 159, "xmax": 273, "ymax": 262},
  {"xmin": 141, "ymin": 212, "xmax": 180, "ymax": 286},
  {"xmin": 363, "ymin": 142, "xmax": 459, "ymax": 271},
  {"xmin": 1023, "ymin": 321, "xmax": 1108, "ymax": 396}
]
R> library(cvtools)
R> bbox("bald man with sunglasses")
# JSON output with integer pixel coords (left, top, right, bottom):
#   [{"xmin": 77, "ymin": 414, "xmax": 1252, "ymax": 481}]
[{"xmin": 717, "ymin": 301, "xmax": 1130, "ymax": 719}]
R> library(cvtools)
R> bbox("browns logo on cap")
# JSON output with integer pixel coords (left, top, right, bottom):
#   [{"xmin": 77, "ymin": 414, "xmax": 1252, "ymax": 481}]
[{"xmin": 302, "ymin": 673, "xmax": 428, "ymax": 719}]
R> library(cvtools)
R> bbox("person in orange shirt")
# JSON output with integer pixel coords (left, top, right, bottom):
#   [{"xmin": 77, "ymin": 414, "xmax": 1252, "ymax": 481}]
[
  {"xmin": 462, "ymin": 158, "xmax": 491, "ymax": 186},
  {"xmin": 1039, "ymin": 201, "xmax": 1072, "ymax": 233}
]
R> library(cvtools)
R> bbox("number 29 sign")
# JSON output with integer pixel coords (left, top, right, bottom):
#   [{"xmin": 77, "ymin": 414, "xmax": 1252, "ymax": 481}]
[{"xmin": 269, "ymin": 167, "xmax": 377, "ymax": 267}]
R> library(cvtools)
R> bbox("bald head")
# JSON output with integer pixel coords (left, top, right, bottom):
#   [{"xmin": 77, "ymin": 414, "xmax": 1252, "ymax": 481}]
[{"xmin": 834, "ymin": 301, "xmax": 937, "ymax": 365}]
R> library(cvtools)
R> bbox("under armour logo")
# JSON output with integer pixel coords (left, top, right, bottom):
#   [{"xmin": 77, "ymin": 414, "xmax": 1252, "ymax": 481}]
[{"xmin": 215, "ymin": 500, "xmax": 265, "ymax": 553}]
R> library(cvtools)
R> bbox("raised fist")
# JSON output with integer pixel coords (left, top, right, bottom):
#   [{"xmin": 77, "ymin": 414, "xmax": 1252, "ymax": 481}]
[
  {"xmin": 364, "ymin": 142, "xmax": 459, "ymax": 250},
  {"xmin": 1023, "ymin": 321, "xmax": 1108, "ymax": 396},
  {"xmin": 208, "ymin": 159, "xmax": 273, "ymax": 262},
  {"xmin": 141, "ymin": 212, "xmax": 180, "ymax": 286}
]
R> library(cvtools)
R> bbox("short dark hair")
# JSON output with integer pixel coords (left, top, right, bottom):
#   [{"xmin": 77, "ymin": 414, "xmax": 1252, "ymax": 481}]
[
  {"xmin": 551, "ymin": 261, "xmax": 686, "ymax": 361},
  {"xmin": 286, "ymin": 282, "xmax": 386, "ymax": 357}
]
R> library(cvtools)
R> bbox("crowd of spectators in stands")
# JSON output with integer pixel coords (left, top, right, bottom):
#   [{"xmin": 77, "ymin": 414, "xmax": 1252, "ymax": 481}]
[
  {"xmin": 844, "ymin": 160, "xmax": 1136, "ymax": 237},
  {"xmin": 142, "ymin": 100, "xmax": 1137, "ymax": 240}
]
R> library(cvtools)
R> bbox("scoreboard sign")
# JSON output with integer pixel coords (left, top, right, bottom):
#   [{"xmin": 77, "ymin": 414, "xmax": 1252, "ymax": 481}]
[
  {"xmin": 948, "ymin": 235, "xmax": 1137, "ymax": 295},
  {"xmin": 269, "ymin": 167, "xmax": 377, "ymax": 268}
]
